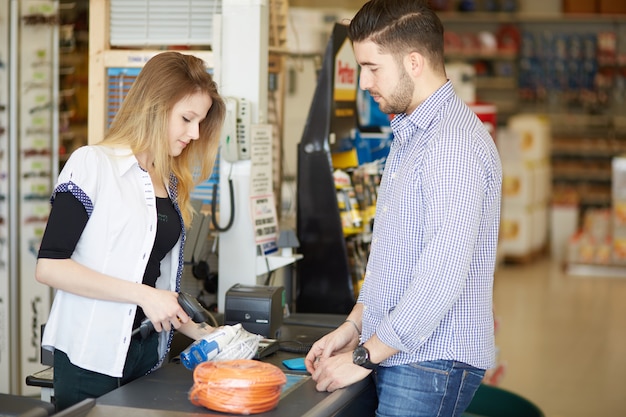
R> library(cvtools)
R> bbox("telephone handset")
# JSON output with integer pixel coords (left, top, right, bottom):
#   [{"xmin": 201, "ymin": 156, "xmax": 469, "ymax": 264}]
[
  {"xmin": 220, "ymin": 97, "xmax": 239, "ymax": 162},
  {"xmin": 219, "ymin": 97, "xmax": 251, "ymax": 162},
  {"xmin": 214, "ymin": 96, "xmax": 252, "ymax": 231}
]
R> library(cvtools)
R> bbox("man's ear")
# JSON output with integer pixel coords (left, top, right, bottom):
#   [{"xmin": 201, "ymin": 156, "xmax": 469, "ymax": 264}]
[{"xmin": 405, "ymin": 51, "xmax": 425, "ymax": 77}]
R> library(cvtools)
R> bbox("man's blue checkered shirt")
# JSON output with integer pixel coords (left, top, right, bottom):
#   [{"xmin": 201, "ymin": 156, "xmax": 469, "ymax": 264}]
[{"xmin": 357, "ymin": 81, "xmax": 502, "ymax": 370}]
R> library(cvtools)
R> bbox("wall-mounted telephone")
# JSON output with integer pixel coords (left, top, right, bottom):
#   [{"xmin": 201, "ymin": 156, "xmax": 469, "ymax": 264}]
[
  {"xmin": 213, "ymin": 96, "xmax": 253, "ymax": 232},
  {"xmin": 220, "ymin": 97, "xmax": 251, "ymax": 162}
]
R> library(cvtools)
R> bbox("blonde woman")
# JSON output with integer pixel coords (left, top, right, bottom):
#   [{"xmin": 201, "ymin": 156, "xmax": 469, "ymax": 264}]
[{"xmin": 36, "ymin": 51, "xmax": 225, "ymax": 411}]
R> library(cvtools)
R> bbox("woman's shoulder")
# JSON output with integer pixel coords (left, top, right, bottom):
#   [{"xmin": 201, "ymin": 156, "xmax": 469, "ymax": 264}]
[
  {"xmin": 66, "ymin": 144, "xmax": 131, "ymax": 164},
  {"xmin": 67, "ymin": 144, "xmax": 107, "ymax": 158},
  {"xmin": 61, "ymin": 146, "xmax": 126, "ymax": 180}
]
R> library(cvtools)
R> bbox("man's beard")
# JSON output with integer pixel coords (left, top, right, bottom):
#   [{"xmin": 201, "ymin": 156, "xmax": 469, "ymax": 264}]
[{"xmin": 376, "ymin": 69, "xmax": 414, "ymax": 115}]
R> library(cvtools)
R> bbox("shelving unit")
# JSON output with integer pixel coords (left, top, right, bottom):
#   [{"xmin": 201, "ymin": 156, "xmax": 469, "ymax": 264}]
[
  {"xmin": 0, "ymin": 0, "xmax": 59, "ymax": 395},
  {"xmin": 59, "ymin": 0, "xmax": 88, "ymax": 169},
  {"xmin": 550, "ymin": 114, "xmax": 626, "ymax": 210},
  {"xmin": 440, "ymin": 12, "xmax": 626, "ymax": 124},
  {"xmin": 440, "ymin": 11, "xmax": 626, "ymax": 210}
]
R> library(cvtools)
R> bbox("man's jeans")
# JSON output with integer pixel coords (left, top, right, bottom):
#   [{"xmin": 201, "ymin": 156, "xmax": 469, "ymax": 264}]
[{"xmin": 374, "ymin": 360, "xmax": 485, "ymax": 417}]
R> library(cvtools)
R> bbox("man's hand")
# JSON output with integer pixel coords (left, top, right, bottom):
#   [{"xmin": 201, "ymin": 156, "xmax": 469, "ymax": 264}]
[
  {"xmin": 309, "ymin": 351, "xmax": 372, "ymax": 392},
  {"xmin": 305, "ymin": 325, "xmax": 359, "ymax": 374}
]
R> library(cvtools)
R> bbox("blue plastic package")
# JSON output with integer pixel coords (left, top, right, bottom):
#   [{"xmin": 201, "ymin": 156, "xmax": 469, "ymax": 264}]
[{"xmin": 282, "ymin": 357, "xmax": 307, "ymax": 371}]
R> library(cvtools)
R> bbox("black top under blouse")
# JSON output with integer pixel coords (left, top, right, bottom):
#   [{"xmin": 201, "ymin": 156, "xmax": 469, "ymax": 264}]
[{"xmin": 38, "ymin": 192, "xmax": 182, "ymax": 329}]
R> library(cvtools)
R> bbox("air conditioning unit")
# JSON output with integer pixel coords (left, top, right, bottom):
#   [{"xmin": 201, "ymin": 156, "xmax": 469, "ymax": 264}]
[{"xmin": 109, "ymin": 0, "xmax": 221, "ymax": 46}]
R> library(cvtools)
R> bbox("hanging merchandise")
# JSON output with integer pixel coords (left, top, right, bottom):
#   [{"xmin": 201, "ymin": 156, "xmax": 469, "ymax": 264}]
[{"xmin": 334, "ymin": 169, "xmax": 363, "ymax": 236}]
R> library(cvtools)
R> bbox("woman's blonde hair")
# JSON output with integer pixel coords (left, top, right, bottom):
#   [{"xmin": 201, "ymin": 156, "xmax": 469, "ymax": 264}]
[{"xmin": 101, "ymin": 51, "xmax": 225, "ymax": 226}]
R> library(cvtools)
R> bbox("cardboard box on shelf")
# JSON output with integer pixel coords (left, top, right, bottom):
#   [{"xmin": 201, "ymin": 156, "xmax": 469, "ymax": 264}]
[
  {"xmin": 563, "ymin": 0, "xmax": 597, "ymax": 14},
  {"xmin": 500, "ymin": 206, "xmax": 532, "ymax": 257},
  {"xmin": 500, "ymin": 203, "xmax": 547, "ymax": 257},
  {"xmin": 517, "ymin": 0, "xmax": 561, "ymax": 14},
  {"xmin": 599, "ymin": 0, "xmax": 626, "ymax": 14},
  {"xmin": 502, "ymin": 162, "xmax": 534, "ymax": 206},
  {"xmin": 502, "ymin": 159, "xmax": 551, "ymax": 207},
  {"xmin": 505, "ymin": 114, "xmax": 551, "ymax": 162}
]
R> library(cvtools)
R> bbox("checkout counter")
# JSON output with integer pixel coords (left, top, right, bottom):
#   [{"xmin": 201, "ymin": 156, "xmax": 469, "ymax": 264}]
[{"xmin": 45, "ymin": 314, "xmax": 378, "ymax": 417}]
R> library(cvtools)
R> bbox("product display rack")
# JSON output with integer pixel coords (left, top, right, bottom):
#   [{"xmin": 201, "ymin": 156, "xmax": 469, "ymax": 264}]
[
  {"xmin": 58, "ymin": 0, "xmax": 88, "ymax": 170},
  {"xmin": 550, "ymin": 114, "xmax": 626, "ymax": 211},
  {"xmin": 0, "ymin": 0, "xmax": 58, "ymax": 395},
  {"xmin": 440, "ymin": 12, "xmax": 626, "ymax": 124}
]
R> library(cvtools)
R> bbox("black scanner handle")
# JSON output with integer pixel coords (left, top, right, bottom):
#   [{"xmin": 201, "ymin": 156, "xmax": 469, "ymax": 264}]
[
  {"xmin": 177, "ymin": 292, "xmax": 210, "ymax": 323},
  {"xmin": 131, "ymin": 292, "xmax": 209, "ymax": 339}
]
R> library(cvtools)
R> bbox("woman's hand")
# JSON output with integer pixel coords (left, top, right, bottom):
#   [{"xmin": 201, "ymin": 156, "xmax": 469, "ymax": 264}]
[{"xmin": 140, "ymin": 288, "xmax": 189, "ymax": 332}]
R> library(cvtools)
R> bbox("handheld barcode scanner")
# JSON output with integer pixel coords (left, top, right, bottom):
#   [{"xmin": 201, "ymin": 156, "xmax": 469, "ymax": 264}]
[{"xmin": 132, "ymin": 292, "xmax": 210, "ymax": 339}]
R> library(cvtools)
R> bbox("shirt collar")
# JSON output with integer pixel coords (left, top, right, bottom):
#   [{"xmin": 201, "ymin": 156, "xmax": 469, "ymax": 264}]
[
  {"xmin": 98, "ymin": 145, "xmax": 178, "ymax": 198},
  {"xmin": 390, "ymin": 81, "xmax": 455, "ymax": 145},
  {"xmin": 96, "ymin": 145, "xmax": 140, "ymax": 176}
]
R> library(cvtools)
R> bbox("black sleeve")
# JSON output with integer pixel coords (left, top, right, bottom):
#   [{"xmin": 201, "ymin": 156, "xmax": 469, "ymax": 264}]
[{"xmin": 38, "ymin": 192, "xmax": 89, "ymax": 259}]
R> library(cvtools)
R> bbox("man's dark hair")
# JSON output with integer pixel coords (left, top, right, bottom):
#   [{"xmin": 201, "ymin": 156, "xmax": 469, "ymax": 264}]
[{"xmin": 348, "ymin": 0, "xmax": 445, "ymax": 71}]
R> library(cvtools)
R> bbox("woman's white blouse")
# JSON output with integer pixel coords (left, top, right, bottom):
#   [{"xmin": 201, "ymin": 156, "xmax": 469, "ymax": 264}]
[{"xmin": 41, "ymin": 145, "xmax": 184, "ymax": 378}]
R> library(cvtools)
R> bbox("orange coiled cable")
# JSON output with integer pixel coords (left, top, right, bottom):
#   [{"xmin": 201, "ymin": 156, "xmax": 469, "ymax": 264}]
[{"xmin": 189, "ymin": 359, "xmax": 287, "ymax": 415}]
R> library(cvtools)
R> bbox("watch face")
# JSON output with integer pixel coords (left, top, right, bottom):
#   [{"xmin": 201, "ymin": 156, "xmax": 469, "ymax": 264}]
[{"xmin": 353, "ymin": 345, "xmax": 369, "ymax": 365}]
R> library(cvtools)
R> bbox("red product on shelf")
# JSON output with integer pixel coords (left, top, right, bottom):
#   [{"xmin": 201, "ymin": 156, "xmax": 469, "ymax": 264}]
[
  {"xmin": 469, "ymin": 102, "xmax": 497, "ymax": 141},
  {"xmin": 495, "ymin": 24, "xmax": 521, "ymax": 54}
]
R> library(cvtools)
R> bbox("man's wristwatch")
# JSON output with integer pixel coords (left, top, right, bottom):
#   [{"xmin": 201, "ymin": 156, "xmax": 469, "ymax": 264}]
[{"xmin": 352, "ymin": 344, "xmax": 378, "ymax": 370}]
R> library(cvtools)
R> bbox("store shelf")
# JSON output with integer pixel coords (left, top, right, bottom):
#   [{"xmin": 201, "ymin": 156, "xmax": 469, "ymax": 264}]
[
  {"xmin": 552, "ymin": 171, "xmax": 611, "ymax": 182},
  {"xmin": 552, "ymin": 147, "xmax": 626, "ymax": 158},
  {"xmin": 438, "ymin": 11, "xmax": 626, "ymax": 24},
  {"xmin": 475, "ymin": 76, "xmax": 517, "ymax": 89},
  {"xmin": 446, "ymin": 52, "xmax": 517, "ymax": 61}
]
